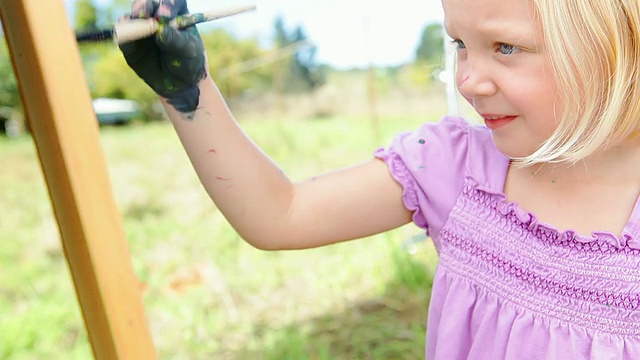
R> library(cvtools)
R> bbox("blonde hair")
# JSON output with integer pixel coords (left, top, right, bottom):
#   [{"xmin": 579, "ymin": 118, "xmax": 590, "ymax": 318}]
[{"xmin": 521, "ymin": 0, "xmax": 640, "ymax": 165}]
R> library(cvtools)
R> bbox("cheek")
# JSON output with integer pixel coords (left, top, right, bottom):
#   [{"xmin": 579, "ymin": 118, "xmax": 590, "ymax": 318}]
[
  {"xmin": 534, "ymin": 65, "xmax": 561, "ymax": 127},
  {"xmin": 455, "ymin": 72, "xmax": 472, "ymax": 102},
  {"xmin": 535, "ymin": 82, "xmax": 561, "ymax": 128},
  {"xmin": 517, "ymin": 84, "xmax": 559, "ymax": 135},
  {"xmin": 458, "ymin": 74, "xmax": 470, "ymax": 87}
]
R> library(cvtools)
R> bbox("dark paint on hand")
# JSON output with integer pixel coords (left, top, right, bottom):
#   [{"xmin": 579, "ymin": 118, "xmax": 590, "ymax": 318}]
[{"xmin": 120, "ymin": 0, "xmax": 206, "ymax": 115}]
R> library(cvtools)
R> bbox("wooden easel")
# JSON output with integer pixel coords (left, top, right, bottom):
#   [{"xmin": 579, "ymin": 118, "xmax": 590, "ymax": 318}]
[{"xmin": 0, "ymin": 1, "xmax": 156, "ymax": 358}]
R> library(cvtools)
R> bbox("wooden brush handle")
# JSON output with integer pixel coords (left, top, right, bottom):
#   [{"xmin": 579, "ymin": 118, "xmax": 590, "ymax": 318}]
[
  {"xmin": 114, "ymin": 18, "xmax": 160, "ymax": 44},
  {"xmin": 113, "ymin": 5, "xmax": 256, "ymax": 44}
]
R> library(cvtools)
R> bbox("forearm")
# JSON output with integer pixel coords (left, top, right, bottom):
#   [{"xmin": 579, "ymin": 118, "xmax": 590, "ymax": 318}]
[{"xmin": 162, "ymin": 76, "xmax": 294, "ymax": 249}]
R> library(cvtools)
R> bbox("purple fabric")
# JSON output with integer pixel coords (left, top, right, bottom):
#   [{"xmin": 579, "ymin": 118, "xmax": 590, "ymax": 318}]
[{"xmin": 375, "ymin": 116, "xmax": 640, "ymax": 359}]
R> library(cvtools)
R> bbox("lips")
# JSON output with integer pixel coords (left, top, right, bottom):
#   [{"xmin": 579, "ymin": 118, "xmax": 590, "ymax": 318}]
[{"xmin": 481, "ymin": 115, "xmax": 517, "ymax": 130}]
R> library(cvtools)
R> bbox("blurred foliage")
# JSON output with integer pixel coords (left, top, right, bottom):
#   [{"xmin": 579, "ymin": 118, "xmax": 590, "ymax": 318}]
[
  {"xmin": 0, "ymin": 2, "xmax": 446, "ymax": 123},
  {"xmin": 415, "ymin": 23, "xmax": 445, "ymax": 66},
  {"xmin": 204, "ymin": 30, "xmax": 271, "ymax": 98},
  {"xmin": 273, "ymin": 16, "xmax": 326, "ymax": 93},
  {"xmin": 75, "ymin": 0, "xmax": 130, "ymax": 31},
  {"xmin": 75, "ymin": 0, "xmax": 99, "ymax": 33},
  {"xmin": 0, "ymin": 40, "xmax": 18, "ymax": 109},
  {"xmin": 414, "ymin": 22, "xmax": 445, "ymax": 84},
  {"xmin": 89, "ymin": 45, "xmax": 161, "ymax": 116}
]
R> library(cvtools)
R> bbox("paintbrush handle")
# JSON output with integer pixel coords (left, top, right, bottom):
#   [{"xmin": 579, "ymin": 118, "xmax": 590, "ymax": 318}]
[
  {"xmin": 113, "ymin": 5, "xmax": 256, "ymax": 44},
  {"xmin": 114, "ymin": 18, "xmax": 159, "ymax": 44},
  {"xmin": 169, "ymin": 5, "xmax": 257, "ymax": 29}
]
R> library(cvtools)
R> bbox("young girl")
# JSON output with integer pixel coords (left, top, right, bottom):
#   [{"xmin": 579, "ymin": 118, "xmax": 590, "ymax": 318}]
[{"xmin": 120, "ymin": 0, "xmax": 640, "ymax": 358}]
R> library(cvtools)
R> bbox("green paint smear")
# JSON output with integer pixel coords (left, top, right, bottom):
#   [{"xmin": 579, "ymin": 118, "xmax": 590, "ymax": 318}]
[
  {"xmin": 174, "ymin": 13, "xmax": 206, "ymax": 29},
  {"xmin": 163, "ymin": 78, "xmax": 174, "ymax": 91}
]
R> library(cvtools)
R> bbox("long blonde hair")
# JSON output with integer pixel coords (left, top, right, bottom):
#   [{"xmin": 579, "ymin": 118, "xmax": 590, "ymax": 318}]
[{"xmin": 522, "ymin": 0, "xmax": 640, "ymax": 165}]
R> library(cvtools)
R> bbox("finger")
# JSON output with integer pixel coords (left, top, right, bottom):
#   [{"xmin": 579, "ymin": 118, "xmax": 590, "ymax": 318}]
[
  {"xmin": 166, "ymin": 86, "xmax": 200, "ymax": 113},
  {"xmin": 157, "ymin": 0, "xmax": 190, "ymax": 19},
  {"xmin": 156, "ymin": 26, "xmax": 201, "ymax": 56},
  {"xmin": 118, "ymin": 34, "xmax": 156, "ymax": 62},
  {"xmin": 131, "ymin": 0, "xmax": 158, "ymax": 19},
  {"xmin": 117, "ymin": 15, "xmax": 131, "ymax": 23}
]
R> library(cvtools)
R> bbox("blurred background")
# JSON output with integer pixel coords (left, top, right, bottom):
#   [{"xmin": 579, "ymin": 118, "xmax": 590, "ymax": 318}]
[{"xmin": 0, "ymin": 0, "xmax": 477, "ymax": 358}]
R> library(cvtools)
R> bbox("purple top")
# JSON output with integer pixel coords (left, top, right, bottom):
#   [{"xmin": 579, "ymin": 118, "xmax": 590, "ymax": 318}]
[{"xmin": 375, "ymin": 116, "xmax": 640, "ymax": 359}]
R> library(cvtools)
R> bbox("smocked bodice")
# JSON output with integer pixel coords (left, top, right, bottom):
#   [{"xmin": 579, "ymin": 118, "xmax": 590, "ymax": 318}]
[{"xmin": 439, "ymin": 178, "xmax": 640, "ymax": 336}]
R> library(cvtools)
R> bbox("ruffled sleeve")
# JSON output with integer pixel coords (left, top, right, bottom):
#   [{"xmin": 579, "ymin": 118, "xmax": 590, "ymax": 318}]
[{"xmin": 375, "ymin": 116, "xmax": 509, "ymax": 248}]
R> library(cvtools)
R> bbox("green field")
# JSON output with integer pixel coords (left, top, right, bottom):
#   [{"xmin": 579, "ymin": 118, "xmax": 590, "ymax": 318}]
[{"xmin": 0, "ymin": 113, "xmax": 441, "ymax": 359}]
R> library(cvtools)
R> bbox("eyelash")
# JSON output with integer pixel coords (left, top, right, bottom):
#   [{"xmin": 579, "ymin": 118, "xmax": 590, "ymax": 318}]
[
  {"xmin": 450, "ymin": 39, "xmax": 465, "ymax": 49},
  {"xmin": 497, "ymin": 43, "xmax": 518, "ymax": 55},
  {"xmin": 449, "ymin": 39, "xmax": 519, "ymax": 55}
]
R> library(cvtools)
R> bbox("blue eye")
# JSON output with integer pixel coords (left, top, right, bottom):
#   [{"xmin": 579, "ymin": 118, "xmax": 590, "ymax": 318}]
[
  {"xmin": 451, "ymin": 39, "xmax": 466, "ymax": 50},
  {"xmin": 498, "ymin": 43, "xmax": 518, "ymax": 55}
]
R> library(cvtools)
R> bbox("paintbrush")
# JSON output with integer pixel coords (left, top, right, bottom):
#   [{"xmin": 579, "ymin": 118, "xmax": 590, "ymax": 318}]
[{"xmin": 76, "ymin": 4, "xmax": 256, "ymax": 44}]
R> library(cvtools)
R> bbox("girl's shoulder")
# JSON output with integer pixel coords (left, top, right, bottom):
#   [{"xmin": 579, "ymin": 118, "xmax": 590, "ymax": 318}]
[
  {"xmin": 376, "ymin": 116, "xmax": 510, "ymax": 235},
  {"xmin": 390, "ymin": 116, "xmax": 509, "ymax": 188}
]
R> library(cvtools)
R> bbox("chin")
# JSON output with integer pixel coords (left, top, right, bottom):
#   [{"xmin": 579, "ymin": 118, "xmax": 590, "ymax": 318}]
[{"xmin": 491, "ymin": 135, "xmax": 536, "ymax": 160}]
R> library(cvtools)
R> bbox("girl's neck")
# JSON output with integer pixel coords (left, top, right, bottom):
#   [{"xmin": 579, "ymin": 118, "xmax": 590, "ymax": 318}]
[
  {"xmin": 505, "ymin": 141, "xmax": 640, "ymax": 236},
  {"xmin": 525, "ymin": 142, "xmax": 640, "ymax": 184}
]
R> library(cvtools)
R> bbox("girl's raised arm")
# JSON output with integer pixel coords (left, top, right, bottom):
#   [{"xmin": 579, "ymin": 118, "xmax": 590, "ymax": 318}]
[
  {"xmin": 119, "ymin": 0, "xmax": 413, "ymax": 250},
  {"xmin": 165, "ymin": 77, "xmax": 412, "ymax": 250}
]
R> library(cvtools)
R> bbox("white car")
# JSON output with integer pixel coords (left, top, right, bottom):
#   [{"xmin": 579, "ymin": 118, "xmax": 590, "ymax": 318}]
[{"xmin": 92, "ymin": 98, "xmax": 141, "ymax": 125}]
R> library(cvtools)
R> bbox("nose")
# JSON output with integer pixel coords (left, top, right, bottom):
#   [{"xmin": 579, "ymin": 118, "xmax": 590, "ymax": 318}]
[{"xmin": 456, "ymin": 61, "xmax": 497, "ymax": 99}]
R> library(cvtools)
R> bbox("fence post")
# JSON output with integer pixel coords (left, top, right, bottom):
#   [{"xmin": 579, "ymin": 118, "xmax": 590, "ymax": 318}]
[{"xmin": 0, "ymin": 1, "xmax": 157, "ymax": 358}]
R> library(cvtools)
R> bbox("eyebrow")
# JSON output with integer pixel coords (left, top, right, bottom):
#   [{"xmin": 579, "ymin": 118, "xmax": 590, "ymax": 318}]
[
  {"xmin": 445, "ymin": 18, "xmax": 537, "ymax": 44},
  {"xmin": 480, "ymin": 20, "xmax": 534, "ymax": 36}
]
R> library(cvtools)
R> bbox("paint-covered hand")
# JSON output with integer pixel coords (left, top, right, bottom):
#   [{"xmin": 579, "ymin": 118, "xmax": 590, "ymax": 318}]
[{"xmin": 119, "ymin": 0, "xmax": 207, "ymax": 114}]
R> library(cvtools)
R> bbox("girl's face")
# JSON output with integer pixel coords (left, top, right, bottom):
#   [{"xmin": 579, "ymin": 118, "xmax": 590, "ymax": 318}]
[{"xmin": 443, "ymin": 0, "xmax": 560, "ymax": 158}]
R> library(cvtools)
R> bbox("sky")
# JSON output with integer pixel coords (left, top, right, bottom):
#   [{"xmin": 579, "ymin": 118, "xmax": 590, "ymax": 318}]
[{"xmin": 65, "ymin": 0, "xmax": 445, "ymax": 68}]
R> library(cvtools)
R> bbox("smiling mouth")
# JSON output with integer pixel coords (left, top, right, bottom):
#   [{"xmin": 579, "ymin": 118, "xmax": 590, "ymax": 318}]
[{"xmin": 482, "ymin": 115, "xmax": 517, "ymax": 130}]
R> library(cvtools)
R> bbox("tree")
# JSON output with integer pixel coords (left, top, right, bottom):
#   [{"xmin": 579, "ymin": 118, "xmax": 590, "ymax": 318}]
[
  {"xmin": 90, "ymin": 47, "xmax": 155, "ymax": 104},
  {"xmin": 289, "ymin": 25, "xmax": 324, "ymax": 91},
  {"xmin": 106, "ymin": 0, "xmax": 131, "ymax": 21},
  {"xmin": 415, "ymin": 23, "xmax": 444, "ymax": 66},
  {"xmin": 272, "ymin": 16, "xmax": 325, "ymax": 93},
  {"xmin": 0, "ymin": 39, "xmax": 19, "ymax": 108},
  {"xmin": 75, "ymin": 0, "xmax": 99, "ymax": 33},
  {"xmin": 202, "ymin": 29, "xmax": 269, "ymax": 98},
  {"xmin": 0, "ymin": 38, "xmax": 24, "ymax": 135},
  {"xmin": 74, "ymin": 0, "xmax": 122, "ymax": 99}
]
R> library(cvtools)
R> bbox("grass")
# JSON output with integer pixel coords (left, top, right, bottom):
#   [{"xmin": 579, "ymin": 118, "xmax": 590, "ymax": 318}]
[{"xmin": 0, "ymin": 109, "xmax": 442, "ymax": 359}]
